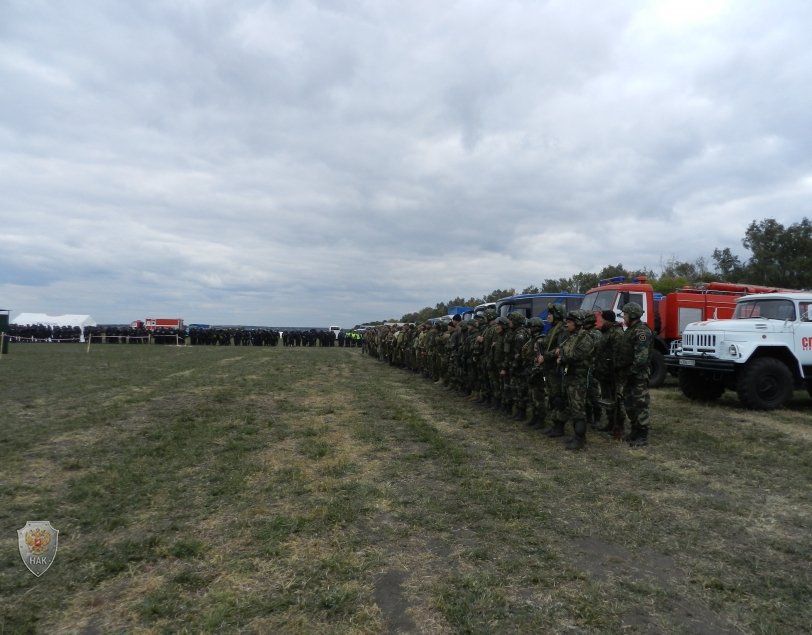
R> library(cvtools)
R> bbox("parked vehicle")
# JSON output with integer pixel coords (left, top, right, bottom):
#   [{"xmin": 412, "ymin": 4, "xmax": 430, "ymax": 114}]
[
  {"xmin": 579, "ymin": 278, "xmax": 800, "ymax": 387},
  {"xmin": 664, "ymin": 293, "xmax": 812, "ymax": 409}
]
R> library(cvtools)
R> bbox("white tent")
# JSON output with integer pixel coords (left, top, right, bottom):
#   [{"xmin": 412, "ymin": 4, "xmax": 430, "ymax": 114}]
[{"xmin": 11, "ymin": 314, "xmax": 97, "ymax": 342}]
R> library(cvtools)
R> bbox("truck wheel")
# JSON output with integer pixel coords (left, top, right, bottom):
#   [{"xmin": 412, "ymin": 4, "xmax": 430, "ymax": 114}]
[
  {"xmin": 649, "ymin": 350, "xmax": 667, "ymax": 388},
  {"xmin": 736, "ymin": 357, "xmax": 793, "ymax": 410},
  {"xmin": 678, "ymin": 369, "xmax": 725, "ymax": 400}
]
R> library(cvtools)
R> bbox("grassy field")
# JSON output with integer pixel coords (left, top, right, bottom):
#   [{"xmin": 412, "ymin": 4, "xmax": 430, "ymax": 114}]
[{"xmin": 1, "ymin": 344, "xmax": 811, "ymax": 634}]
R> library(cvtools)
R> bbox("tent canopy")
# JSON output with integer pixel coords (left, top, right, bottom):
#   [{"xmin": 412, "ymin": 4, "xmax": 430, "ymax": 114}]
[{"xmin": 11, "ymin": 313, "xmax": 97, "ymax": 328}]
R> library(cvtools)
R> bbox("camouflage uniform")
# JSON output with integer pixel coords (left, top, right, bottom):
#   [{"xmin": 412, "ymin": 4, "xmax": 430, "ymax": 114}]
[
  {"xmin": 618, "ymin": 303, "xmax": 653, "ymax": 446},
  {"xmin": 507, "ymin": 312, "xmax": 531, "ymax": 420},
  {"xmin": 594, "ymin": 317, "xmax": 627, "ymax": 433},
  {"xmin": 540, "ymin": 304, "xmax": 568, "ymax": 435},
  {"xmin": 582, "ymin": 313, "xmax": 603, "ymax": 427},
  {"xmin": 478, "ymin": 311, "xmax": 498, "ymax": 405},
  {"xmin": 522, "ymin": 318, "xmax": 547, "ymax": 428},
  {"xmin": 490, "ymin": 318, "xmax": 508, "ymax": 411},
  {"xmin": 559, "ymin": 311, "xmax": 595, "ymax": 450}
]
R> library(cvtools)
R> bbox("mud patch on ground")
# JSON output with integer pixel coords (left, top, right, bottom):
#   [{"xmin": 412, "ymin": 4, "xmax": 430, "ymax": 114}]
[{"xmin": 374, "ymin": 569, "xmax": 417, "ymax": 634}]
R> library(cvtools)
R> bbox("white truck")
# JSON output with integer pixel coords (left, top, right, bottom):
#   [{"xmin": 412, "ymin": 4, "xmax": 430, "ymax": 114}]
[{"xmin": 664, "ymin": 292, "xmax": 812, "ymax": 409}]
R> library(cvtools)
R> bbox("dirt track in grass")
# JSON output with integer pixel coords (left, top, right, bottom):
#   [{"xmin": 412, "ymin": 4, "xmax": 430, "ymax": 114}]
[{"xmin": 1, "ymin": 344, "xmax": 811, "ymax": 634}]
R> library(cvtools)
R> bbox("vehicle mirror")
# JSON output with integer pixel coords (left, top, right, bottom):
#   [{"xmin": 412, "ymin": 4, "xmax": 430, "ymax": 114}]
[{"xmin": 619, "ymin": 291, "xmax": 630, "ymax": 307}]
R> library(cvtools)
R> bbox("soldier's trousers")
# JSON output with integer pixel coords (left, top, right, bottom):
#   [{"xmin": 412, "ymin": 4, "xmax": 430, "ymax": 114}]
[
  {"xmin": 544, "ymin": 366, "xmax": 567, "ymax": 424},
  {"xmin": 564, "ymin": 371, "xmax": 588, "ymax": 422},
  {"xmin": 528, "ymin": 379, "xmax": 546, "ymax": 420},
  {"xmin": 585, "ymin": 369, "xmax": 601, "ymax": 422},
  {"xmin": 489, "ymin": 365, "xmax": 502, "ymax": 399},
  {"xmin": 623, "ymin": 374, "xmax": 650, "ymax": 429},
  {"xmin": 598, "ymin": 377, "xmax": 626, "ymax": 426},
  {"xmin": 511, "ymin": 371, "xmax": 528, "ymax": 409}
]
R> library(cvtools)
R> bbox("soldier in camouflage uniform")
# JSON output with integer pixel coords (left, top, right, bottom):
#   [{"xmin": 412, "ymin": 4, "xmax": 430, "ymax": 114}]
[
  {"xmin": 594, "ymin": 310, "xmax": 627, "ymax": 434},
  {"xmin": 477, "ymin": 310, "xmax": 498, "ymax": 406},
  {"xmin": 536, "ymin": 304, "xmax": 568, "ymax": 436},
  {"xmin": 490, "ymin": 317, "xmax": 509, "ymax": 411},
  {"xmin": 523, "ymin": 317, "xmax": 547, "ymax": 428},
  {"xmin": 462, "ymin": 320, "xmax": 480, "ymax": 399},
  {"xmin": 447, "ymin": 318, "xmax": 465, "ymax": 394},
  {"xmin": 582, "ymin": 311, "xmax": 603, "ymax": 428},
  {"xmin": 506, "ymin": 312, "xmax": 531, "ymax": 421},
  {"xmin": 557, "ymin": 310, "xmax": 595, "ymax": 450},
  {"xmin": 618, "ymin": 302, "xmax": 653, "ymax": 446}
]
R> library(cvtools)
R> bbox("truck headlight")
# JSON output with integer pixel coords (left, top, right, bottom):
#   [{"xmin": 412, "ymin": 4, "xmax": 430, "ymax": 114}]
[{"xmin": 728, "ymin": 344, "xmax": 739, "ymax": 357}]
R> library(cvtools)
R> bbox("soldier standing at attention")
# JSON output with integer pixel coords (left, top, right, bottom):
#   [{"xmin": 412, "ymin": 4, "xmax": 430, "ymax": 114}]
[
  {"xmin": 594, "ymin": 310, "xmax": 627, "ymax": 434},
  {"xmin": 556, "ymin": 310, "xmax": 595, "ymax": 450},
  {"xmin": 618, "ymin": 302, "xmax": 653, "ymax": 446},
  {"xmin": 507, "ymin": 312, "xmax": 531, "ymax": 422},
  {"xmin": 523, "ymin": 317, "xmax": 547, "ymax": 429},
  {"xmin": 582, "ymin": 311, "xmax": 603, "ymax": 428},
  {"xmin": 490, "ymin": 317, "xmax": 509, "ymax": 412},
  {"xmin": 536, "ymin": 304, "xmax": 568, "ymax": 437},
  {"xmin": 478, "ymin": 310, "xmax": 499, "ymax": 407}
]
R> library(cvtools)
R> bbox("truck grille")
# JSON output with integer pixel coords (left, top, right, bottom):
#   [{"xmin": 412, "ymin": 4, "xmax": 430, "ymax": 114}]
[{"xmin": 682, "ymin": 333, "xmax": 717, "ymax": 352}]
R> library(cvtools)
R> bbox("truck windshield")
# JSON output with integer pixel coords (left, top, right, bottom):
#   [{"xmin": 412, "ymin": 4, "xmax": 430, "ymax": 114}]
[
  {"xmin": 581, "ymin": 290, "xmax": 617, "ymax": 312},
  {"xmin": 734, "ymin": 299, "xmax": 796, "ymax": 321}
]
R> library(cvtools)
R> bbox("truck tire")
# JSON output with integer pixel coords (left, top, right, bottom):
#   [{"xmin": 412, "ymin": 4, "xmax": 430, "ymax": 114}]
[
  {"xmin": 736, "ymin": 357, "xmax": 793, "ymax": 410},
  {"xmin": 649, "ymin": 350, "xmax": 667, "ymax": 388},
  {"xmin": 678, "ymin": 369, "xmax": 725, "ymax": 401}
]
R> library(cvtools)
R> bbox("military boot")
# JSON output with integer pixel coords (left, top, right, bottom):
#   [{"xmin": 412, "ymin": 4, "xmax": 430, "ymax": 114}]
[
  {"xmin": 546, "ymin": 421, "xmax": 565, "ymax": 438},
  {"xmin": 627, "ymin": 425, "xmax": 648, "ymax": 447},
  {"xmin": 479, "ymin": 396, "xmax": 492, "ymax": 407},
  {"xmin": 489, "ymin": 398, "xmax": 501, "ymax": 411},
  {"xmin": 499, "ymin": 401, "xmax": 512, "ymax": 416},
  {"xmin": 512, "ymin": 406, "xmax": 527, "ymax": 422},
  {"xmin": 525, "ymin": 413, "xmax": 539, "ymax": 427},
  {"xmin": 565, "ymin": 419, "xmax": 587, "ymax": 450}
]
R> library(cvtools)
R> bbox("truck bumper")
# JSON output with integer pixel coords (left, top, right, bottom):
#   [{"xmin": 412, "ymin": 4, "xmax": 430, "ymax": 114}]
[{"xmin": 664, "ymin": 355, "xmax": 736, "ymax": 373}]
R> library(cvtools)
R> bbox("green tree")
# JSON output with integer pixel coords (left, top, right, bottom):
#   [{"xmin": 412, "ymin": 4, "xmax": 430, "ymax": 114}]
[{"xmin": 741, "ymin": 218, "xmax": 812, "ymax": 289}]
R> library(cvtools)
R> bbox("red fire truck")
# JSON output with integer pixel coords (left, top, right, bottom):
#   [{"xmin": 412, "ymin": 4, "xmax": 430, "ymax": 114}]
[
  {"xmin": 580, "ymin": 278, "xmax": 798, "ymax": 387},
  {"xmin": 143, "ymin": 318, "xmax": 185, "ymax": 331}
]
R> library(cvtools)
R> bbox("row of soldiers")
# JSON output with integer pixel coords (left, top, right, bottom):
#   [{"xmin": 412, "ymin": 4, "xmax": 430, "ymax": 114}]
[
  {"xmin": 282, "ymin": 330, "xmax": 335, "ymax": 347},
  {"xmin": 362, "ymin": 302, "xmax": 652, "ymax": 449},
  {"xmin": 191, "ymin": 328, "xmax": 281, "ymax": 346}
]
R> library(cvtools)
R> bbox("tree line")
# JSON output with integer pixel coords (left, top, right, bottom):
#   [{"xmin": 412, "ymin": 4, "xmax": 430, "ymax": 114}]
[{"xmin": 398, "ymin": 217, "xmax": 812, "ymax": 323}]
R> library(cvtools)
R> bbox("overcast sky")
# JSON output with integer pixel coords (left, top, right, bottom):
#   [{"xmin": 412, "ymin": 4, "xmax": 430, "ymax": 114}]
[{"xmin": 2, "ymin": 0, "xmax": 811, "ymax": 326}]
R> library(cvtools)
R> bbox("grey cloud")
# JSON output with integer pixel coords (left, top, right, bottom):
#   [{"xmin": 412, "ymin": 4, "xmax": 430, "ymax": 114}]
[{"xmin": 2, "ymin": 0, "xmax": 812, "ymax": 324}]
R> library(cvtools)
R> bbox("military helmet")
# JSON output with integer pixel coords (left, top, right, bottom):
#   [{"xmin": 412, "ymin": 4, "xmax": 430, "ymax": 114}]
[
  {"xmin": 582, "ymin": 310, "xmax": 597, "ymax": 325},
  {"xmin": 495, "ymin": 316, "xmax": 509, "ymax": 327},
  {"xmin": 566, "ymin": 310, "xmax": 584, "ymax": 326},
  {"xmin": 484, "ymin": 309, "xmax": 498, "ymax": 321},
  {"xmin": 528, "ymin": 317, "xmax": 545, "ymax": 331},
  {"xmin": 547, "ymin": 303, "xmax": 566, "ymax": 320},
  {"xmin": 508, "ymin": 311, "xmax": 526, "ymax": 326},
  {"xmin": 622, "ymin": 302, "xmax": 644, "ymax": 320}
]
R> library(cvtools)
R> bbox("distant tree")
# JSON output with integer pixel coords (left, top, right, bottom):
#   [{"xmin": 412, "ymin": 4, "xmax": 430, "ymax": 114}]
[
  {"xmin": 711, "ymin": 247, "xmax": 745, "ymax": 282},
  {"xmin": 521, "ymin": 285, "xmax": 540, "ymax": 294}
]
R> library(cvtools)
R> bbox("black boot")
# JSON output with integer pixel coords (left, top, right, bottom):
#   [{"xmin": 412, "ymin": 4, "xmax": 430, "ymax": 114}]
[
  {"xmin": 546, "ymin": 421, "xmax": 565, "ymax": 438},
  {"xmin": 499, "ymin": 402, "xmax": 512, "ymax": 416},
  {"xmin": 479, "ymin": 396, "xmax": 492, "ymax": 408},
  {"xmin": 565, "ymin": 419, "xmax": 587, "ymax": 450},
  {"xmin": 525, "ymin": 413, "xmax": 539, "ymax": 427},
  {"xmin": 628, "ymin": 426, "xmax": 648, "ymax": 447},
  {"xmin": 512, "ymin": 406, "xmax": 527, "ymax": 422},
  {"xmin": 489, "ymin": 398, "xmax": 501, "ymax": 411}
]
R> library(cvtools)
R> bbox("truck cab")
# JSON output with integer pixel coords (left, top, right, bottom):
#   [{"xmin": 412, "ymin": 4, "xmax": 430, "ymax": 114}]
[{"xmin": 665, "ymin": 293, "xmax": 812, "ymax": 409}]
